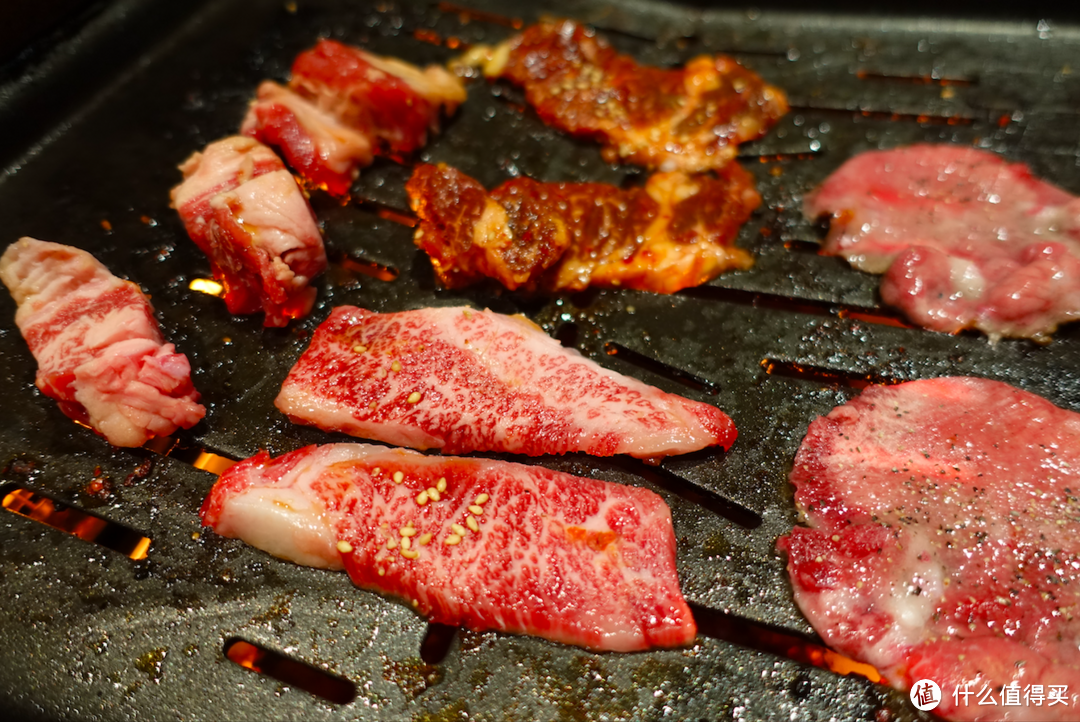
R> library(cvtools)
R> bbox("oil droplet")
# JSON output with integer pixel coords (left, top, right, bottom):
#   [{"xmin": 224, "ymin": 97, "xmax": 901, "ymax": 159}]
[{"xmin": 135, "ymin": 647, "xmax": 168, "ymax": 683}]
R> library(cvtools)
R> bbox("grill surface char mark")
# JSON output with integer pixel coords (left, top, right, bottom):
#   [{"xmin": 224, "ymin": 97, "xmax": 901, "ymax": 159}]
[{"xmin": 2, "ymin": 0, "xmax": 1080, "ymax": 720}]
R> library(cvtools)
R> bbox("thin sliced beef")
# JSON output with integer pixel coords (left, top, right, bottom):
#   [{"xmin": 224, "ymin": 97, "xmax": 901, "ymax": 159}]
[
  {"xmin": 275, "ymin": 306, "xmax": 736, "ymax": 458},
  {"xmin": 200, "ymin": 443, "xmax": 696, "ymax": 651},
  {"xmin": 804, "ymin": 144, "xmax": 1080, "ymax": 342},
  {"xmin": 0, "ymin": 238, "xmax": 205, "ymax": 447},
  {"xmin": 778, "ymin": 377, "xmax": 1080, "ymax": 720}
]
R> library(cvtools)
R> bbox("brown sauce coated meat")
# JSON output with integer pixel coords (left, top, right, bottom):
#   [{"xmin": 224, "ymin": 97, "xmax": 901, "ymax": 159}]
[
  {"xmin": 491, "ymin": 178, "xmax": 655, "ymax": 288},
  {"xmin": 488, "ymin": 20, "xmax": 788, "ymax": 172},
  {"xmin": 405, "ymin": 164, "xmax": 538, "ymax": 289},
  {"xmin": 406, "ymin": 163, "xmax": 759, "ymax": 294}
]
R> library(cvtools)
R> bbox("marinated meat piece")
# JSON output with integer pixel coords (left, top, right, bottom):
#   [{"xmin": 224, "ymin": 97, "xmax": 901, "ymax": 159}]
[
  {"xmin": 170, "ymin": 136, "xmax": 327, "ymax": 327},
  {"xmin": 0, "ymin": 238, "xmax": 205, "ymax": 447},
  {"xmin": 778, "ymin": 378, "xmax": 1080, "ymax": 721},
  {"xmin": 290, "ymin": 39, "xmax": 466, "ymax": 157},
  {"xmin": 275, "ymin": 306, "xmax": 736, "ymax": 458},
  {"xmin": 466, "ymin": 20, "xmax": 787, "ymax": 172},
  {"xmin": 804, "ymin": 144, "xmax": 1080, "ymax": 342},
  {"xmin": 406, "ymin": 162, "xmax": 758, "ymax": 293},
  {"xmin": 241, "ymin": 81, "xmax": 373, "ymax": 197},
  {"xmin": 200, "ymin": 443, "xmax": 696, "ymax": 651},
  {"xmin": 406, "ymin": 164, "xmax": 533, "ymax": 289}
]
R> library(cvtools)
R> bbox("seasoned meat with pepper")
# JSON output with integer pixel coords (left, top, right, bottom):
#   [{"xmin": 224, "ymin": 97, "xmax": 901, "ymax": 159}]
[{"xmin": 779, "ymin": 377, "xmax": 1080, "ymax": 720}]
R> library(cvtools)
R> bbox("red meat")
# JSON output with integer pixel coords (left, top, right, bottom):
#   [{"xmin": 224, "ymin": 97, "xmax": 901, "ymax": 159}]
[
  {"xmin": 289, "ymin": 39, "xmax": 466, "ymax": 156},
  {"xmin": 0, "ymin": 238, "xmax": 205, "ymax": 447},
  {"xmin": 240, "ymin": 81, "xmax": 373, "ymax": 197},
  {"xmin": 170, "ymin": 136, "xmax": 327, "ymax": 326},
  {"xmin": 200, "ymin": 443, "xmax": 696, "ymax": 651},
  {"xmin": 778, "ymin": 377, "xmax": 1080, "ymax": 720},
  {"xmin": 804, "ymin": 144, "xmax": 1080, "ymax": 342},
  {"xmin": 275, "ymin": 305, "xmax": 736, "ymax": 458}
]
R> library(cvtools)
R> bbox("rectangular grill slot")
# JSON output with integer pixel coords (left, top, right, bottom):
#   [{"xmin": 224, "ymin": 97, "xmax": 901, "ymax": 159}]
[
  {"xmin": 436, "ymin": 2, "xmax": 522, "ymax": 29},
  {"xmin": 192, "ymin": 451, "xmax": 237, "ymax": 475},
  {"xmin": 787, "ymin": 104, "xmax": 976, "ymax": 126},
  {"xmin": 1, "ymin": 485, "xmax": 151, "ymax": 560},
  {"xmin": 738, "ymin": 150, "xmax": 822, "ymax": 162},
  {"xmin": 555, "ymin": 322, "xmax": 579, "ymax": 348},
  {"xmin": 188, "ymin": 278, "xmax": 224, "ymax": 297},
  {"xmin": 339, "ymin": 254, "xmax": 400, "ymax": 283},
  {"xmin": 760, "ymin": 358, "xmax": 899, "ymax": 389},
  {"xmin": 835, "ymin": 308, "xmax": 912, "ymax": 329},
  {"xmin": 855, "ymin": 70, "xmax": 977, "ymax": 87},
  {"xmin": 413, "ymin": 29, "xmax": 470, "ymax": 50},
  {"xmin": 618, "ymin": 458, "xmax": 762, "ymax": 529},
  {"xmin": 604, "ymin": 341, "xmax": 720, "ymax": 395},
  {"xmin": 588, "ymin": 23, "xmax": 792, "ymax": 60},
  {"xmin": 420, "ymin": 622, "xmax": 459, "ymax": 664},
  {"xmin": 688, "ymin": 603, "xmax": 881, "ymax": 683},
  {"xmin": 586, "ymin": 25, "xmax": 665, "ymax": 46},
  {"xmin": 372, "ymin": 206, "xmax": 418, "ymax": 228},
  {"xmin": 142, "ymin": 436, "xmax": 239, "ymax": 474},
  {"xmin": 681, "ymin": 285, "xmax": 910, "ymax": 330},
  {"xmin": 783, "ymin": 239, "xmax": 822, "ymax": 253},
  {"xmin": 223, "ymin": 637, "xmax": 357, "ymax": 705}
]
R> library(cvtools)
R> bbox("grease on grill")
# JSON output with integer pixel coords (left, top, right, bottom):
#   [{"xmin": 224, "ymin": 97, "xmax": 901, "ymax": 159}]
[
  {"xmin": 224, "ymin": 638, "xmax": 357, "ymax": 705},
  {"xmin": 135, "ymin": 647, "xmax": 169, "ymax": 683},
  {"xmin": 383, "ymin": 655, "xmax": 444, "ymax": 697},
  {"xmin": 1, "ymin": 485, "xmax": 151, "ymax": 560}
]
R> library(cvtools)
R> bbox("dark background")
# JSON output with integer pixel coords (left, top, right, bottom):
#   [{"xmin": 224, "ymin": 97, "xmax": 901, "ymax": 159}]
[{"xmin": 4, "ymin": 0, "xmax": 1080, "ymax": 70}]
